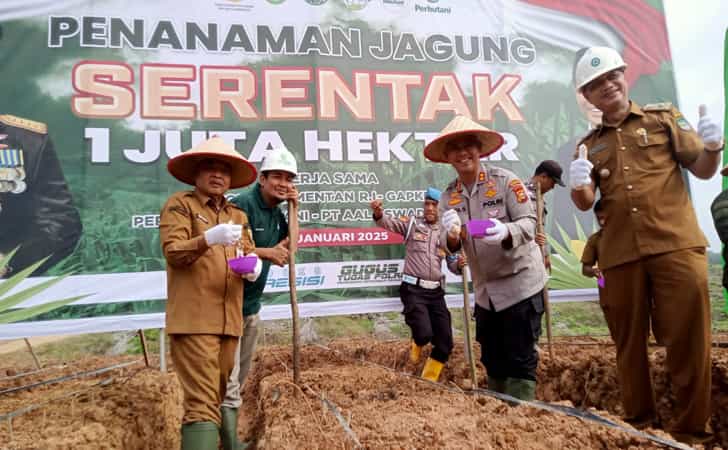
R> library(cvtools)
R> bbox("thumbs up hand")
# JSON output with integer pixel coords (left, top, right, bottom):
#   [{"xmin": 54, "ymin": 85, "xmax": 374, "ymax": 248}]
[
  {"xmin": 569, "ymin": 144, "xmax": 594, "ymax": 189},
  {"xmin": 697, "ymin": 104, "xmax": 724, "ymax": 151}
]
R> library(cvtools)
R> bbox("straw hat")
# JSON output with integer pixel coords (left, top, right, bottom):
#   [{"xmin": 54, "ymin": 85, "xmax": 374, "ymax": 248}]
[
  {"xmin": 423, "ymin": 115, "xmax": 504, "ymax": 163},
  {"xmin": 722, "ymin": 163, "xmax": 728, "ymax": 177},
  {"xmin": 167, "ymin": 136, "xmax": 257, "ymax": 188}
]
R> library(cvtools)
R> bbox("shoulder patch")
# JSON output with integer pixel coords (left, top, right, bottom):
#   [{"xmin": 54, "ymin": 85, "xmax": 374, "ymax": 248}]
[
  {"xmin": 448, "ymin": 192, "xmax": 462, "ymax": 206},
  {"xmin": 487, "ymin": 165, "xmax": 513, "ymax": 178},
  {"xmin": 508, "ymin": 179, "xmax": 528, "ymax": 203},
  {"xmin": 399, "ymin": 215, "xmax": 410, "ymax": 223},
  {"xmin": 167, "ymin": 205, "xmax": 189, "ymax": 216},
  {"xmin": 642, "ymin": 102, "xmax": 672, "ymax": 112},
  {"xmin": 0, "ymin": 115, "xmax": 48, "ymax": 134}
]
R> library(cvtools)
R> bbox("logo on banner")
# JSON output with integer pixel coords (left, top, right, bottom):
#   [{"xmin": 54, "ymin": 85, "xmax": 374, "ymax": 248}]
[
  {"xmin": 343, "ymin": 0, "xmax": 369, "ymax": 9},
  {"xmin": 267, "ymin": 266, "xmax": 326, "ymax": 289},
  {"xmin": 414, "ymin": 0, "xmax": 451, "ymax": 14},
  {"xmin": 382, "ymin": 0, "xmax": 406, "ymax": 6},
  {"xmin": 337, "ymin": 263, "xmax": 401, "ymax": 283},
  {"xmin": 214, "ymin": 0, "xmax": 255, "ymax": 11}
]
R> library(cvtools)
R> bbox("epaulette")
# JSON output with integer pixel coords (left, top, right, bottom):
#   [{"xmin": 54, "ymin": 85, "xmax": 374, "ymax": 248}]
[
  {"xmin": 0, "ymin": 115, "xmax": 48, "ymax": 134},
  {"xmin": 642, "ymin": 102, "xmax": 673, "ymax": 112},
  {"xmin": 576, "ymin": 128, "xmax": 599, "ymax": 148},
  {"xmin": 487, "ymin": 165, "xmax": 514, "ymax": 178}
]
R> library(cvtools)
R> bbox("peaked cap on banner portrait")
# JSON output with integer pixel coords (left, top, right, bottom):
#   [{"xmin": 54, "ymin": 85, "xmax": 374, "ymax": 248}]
[
  {"xmin": 423, "ymin": 115, "xmax": 504, "ymax": 163},
  {"xmin": 167, "ymin": 136, "xmax": 257, "ymax": 188}
]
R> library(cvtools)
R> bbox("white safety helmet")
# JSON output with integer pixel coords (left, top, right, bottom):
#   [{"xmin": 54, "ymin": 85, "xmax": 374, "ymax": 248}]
[
  {"xmin": 574, "ymin": 46, "xmax": 627, "ymax": 91},
  {"xmin": 260, "ymin": 147, "xmax": 298, "ymax": 176}
]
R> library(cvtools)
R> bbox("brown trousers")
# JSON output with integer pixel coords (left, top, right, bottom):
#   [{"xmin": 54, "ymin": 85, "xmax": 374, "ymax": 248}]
[
  {"xmin": 170, "ymin": 334, "xmax": 239, "ymax": 425},
  {"xmin": 600, "ymin": 248, "xmax": 712, "ymax": 434}
]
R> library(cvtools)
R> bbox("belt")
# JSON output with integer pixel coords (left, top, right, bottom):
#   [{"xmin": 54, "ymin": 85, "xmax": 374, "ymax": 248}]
[{"xmin": 402, "ymin": 274, "xmax": 440, "ymax": 290}]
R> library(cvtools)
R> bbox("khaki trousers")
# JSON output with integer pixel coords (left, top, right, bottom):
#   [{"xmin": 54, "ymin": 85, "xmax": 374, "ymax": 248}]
[
  {"xmin": 600, "ymin": 248, "xmax": 712, "ymax": 434},
  {"xmin": 170, "ymin": 334, "xmax": 238, "ymax": 425},
  {"xmin": 222, "ymin": 314, "xmax": 262, "ymax": 409}
]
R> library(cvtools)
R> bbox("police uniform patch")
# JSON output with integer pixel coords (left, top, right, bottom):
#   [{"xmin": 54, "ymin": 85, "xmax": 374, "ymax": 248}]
[
  {"xmin": 399, "ymin": 216, "xmax": 409, "ymax": 223},
  {"xmin": 676, "ymin": 117, "xmax": 692, "ymax": 131},
  {"xmin": 508, "ymin": 179, "xmax": 528, "ymax": 203},
  {"xmin": 478, "ymin": 172, "xmax": 485, "ymax": 182},
  {"xmin": 448, "ymin": 193, "xmax": 462, "ymax": 206},
  {"xmin": 484, "ymin": 189, "xmax": 497, "ymax": 198}
]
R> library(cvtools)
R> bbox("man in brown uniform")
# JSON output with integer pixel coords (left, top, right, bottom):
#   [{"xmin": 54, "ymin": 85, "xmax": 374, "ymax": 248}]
[
  {"xmin": 161, "ymin": 137, "xmax": 258, "ymax": 449},
  {"xmin": 427, "ymin": 115, "xmax": 548, "ymax": 401},
  {"xmin": 370, "ymin": 187, "xmax": 453, "ymax": 382},
  {"xmin": 569, "ymin": 46, "xmax": 724, "ymax": 444}
]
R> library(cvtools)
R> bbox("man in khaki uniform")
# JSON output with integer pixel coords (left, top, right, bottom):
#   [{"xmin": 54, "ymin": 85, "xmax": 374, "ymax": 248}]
[
  {"xmin": 569, "ymin": 46, "xmax": 724, "ymax": 445},
  {"xmin": 370, "ymin": 187, "xmax": 453, "ymax": 382},
  {"xmin": 161, "ymin": 137, "xmax": 260, "ymax": 449},
  {"xmin": 426, "ymin": 115, "xmax": 548, "ymax": 401}
]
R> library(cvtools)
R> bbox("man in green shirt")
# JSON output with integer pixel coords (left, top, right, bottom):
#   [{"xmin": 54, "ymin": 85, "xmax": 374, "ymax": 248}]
[{"xmin": 220, "ymin": 147, "xmax": 298, "ymax": 450}]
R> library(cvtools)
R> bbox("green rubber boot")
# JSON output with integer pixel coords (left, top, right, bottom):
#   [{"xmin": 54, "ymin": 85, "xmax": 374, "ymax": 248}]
[
  {"xmin": 487, "ymin": 376, "xmax": 507, "ymax": 393},
  {"xmin": 504, "ymin": 378, "xmax": 536, "ymax": 401},
  {"xmin": 221, "ymin": 407, "xmax": 244, "ymax": 450},
  {"xmin": 181, "ymin": 421, "xmax": 219, "ymax": 450}
]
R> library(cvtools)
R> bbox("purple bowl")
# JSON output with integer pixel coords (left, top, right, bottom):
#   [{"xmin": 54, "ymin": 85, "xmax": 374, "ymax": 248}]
[
  {"xmin": 228, "ymin": 255, "xmax": 258, "ymax": 274},
  {"xmin": 467, "ymin": 219, "xmax": 495, "ymax": 238},
  {"xmin": 597, "ymin": 276, "xmax": 605, "ymax": 288}
]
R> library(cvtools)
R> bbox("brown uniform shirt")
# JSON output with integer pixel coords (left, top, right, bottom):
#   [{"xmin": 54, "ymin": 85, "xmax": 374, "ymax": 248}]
[
  {"xmin": 440, "ymin": 165, "xmax": 547, "ymax": 311},
  {"xmin": 580, "ymin": 230, "xmax": 601, "ymax": 267},
  {"xmin": 576, "ymin": 102, "xmax": 707, "ymax": 270},
  {"xmin": 376, "ymin": 214, "xmax": 448, "ymax": 282},
  {"xmin": 161, "ymin": 190, "xmax": 255, "ymax": 336}
]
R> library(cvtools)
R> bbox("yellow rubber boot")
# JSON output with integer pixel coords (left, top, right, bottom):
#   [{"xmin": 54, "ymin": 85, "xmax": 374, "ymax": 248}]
[
  {"xmin": 409, "ymin": 341, "xmax": 423, "ymax": 364},
  {"xmin": 421, "ymin": 357, "xmax": 444, "ymax": 382}
]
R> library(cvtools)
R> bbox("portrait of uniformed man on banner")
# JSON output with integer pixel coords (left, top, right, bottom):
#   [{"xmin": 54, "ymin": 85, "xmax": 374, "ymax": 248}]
[{"xmin": 0, "ymin": 114, "xmax": 82, "ymax": 277}]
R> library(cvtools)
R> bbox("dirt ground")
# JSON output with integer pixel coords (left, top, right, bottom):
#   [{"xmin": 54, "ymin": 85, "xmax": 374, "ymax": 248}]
[{"xmin": 0, "ymin": 338, "xmax": 726, "ymax": 449}]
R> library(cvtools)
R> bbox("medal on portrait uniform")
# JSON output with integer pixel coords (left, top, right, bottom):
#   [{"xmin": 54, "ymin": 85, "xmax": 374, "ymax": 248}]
[
  {"xmin": 11, "ymin": 180, "xmax": 26, "ymax": 194},
  {"xmin": 0, "ymin": 148, "xmax": 25, "ymax": 194}
]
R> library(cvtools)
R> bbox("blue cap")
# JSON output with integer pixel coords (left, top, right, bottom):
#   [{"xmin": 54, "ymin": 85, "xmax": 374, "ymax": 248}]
[{"xmin": 425, "ymin": 187, "xmax": 441, "ymax": 202}]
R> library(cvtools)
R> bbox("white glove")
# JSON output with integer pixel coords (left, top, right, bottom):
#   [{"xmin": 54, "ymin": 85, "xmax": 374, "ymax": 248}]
[
  {"xmin": 204, "ymin": 223, "xmax": 242, "ymax": 246},
  {"xmin": 569, "ymin": 144, "xmax": 593, "ymax": 189},
  {"xmin": 483, "ymin": 218, "xmax": 509, "ymax": 245},
  {"xmin": 442, "ymin": 209, "xmax": 462, "ymax": 234},
  {"xmin": 243, "ymin": 253, "xmax": 263, "ymax": 282},
  {"xmin": 697, "ymin": 105, "xmax": 723, "ymax": 150}
]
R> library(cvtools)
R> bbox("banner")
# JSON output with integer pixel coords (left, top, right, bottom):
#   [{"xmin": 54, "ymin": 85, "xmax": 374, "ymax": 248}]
[{"xmin": 0, "ymin": 0, "xmax": 677, "ymax": 338}]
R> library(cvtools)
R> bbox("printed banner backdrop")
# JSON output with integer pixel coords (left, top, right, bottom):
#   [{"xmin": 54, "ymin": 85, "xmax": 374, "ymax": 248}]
[
  {"xmin": 723, "ymin": 26, "xmax": 728, "ymax": 314},
  {"xmin": 0, "ymin": 0, "xmax": 677, "ymax": 339}
]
